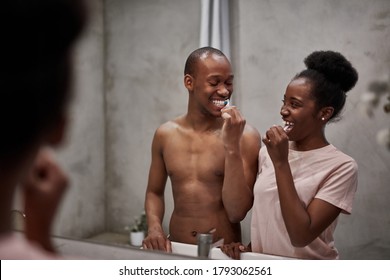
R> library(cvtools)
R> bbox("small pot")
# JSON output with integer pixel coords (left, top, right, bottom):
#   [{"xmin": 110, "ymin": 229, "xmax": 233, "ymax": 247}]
[{"xmin": 130, "ymin": 231, "xmax": 145, "ymax": 247}]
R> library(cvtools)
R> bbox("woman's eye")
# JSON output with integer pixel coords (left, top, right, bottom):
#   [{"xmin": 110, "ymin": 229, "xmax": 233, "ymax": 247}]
[{"xmin": 281, "ymin": 100, "xmax": 300, "ymax": 108}]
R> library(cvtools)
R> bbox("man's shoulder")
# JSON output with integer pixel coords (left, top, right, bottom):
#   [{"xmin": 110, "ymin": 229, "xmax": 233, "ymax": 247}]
[
  {"xmin": 241, "ymin": 123, "xmax": 261, "ymax": 155},
  {"xmin": 243, "ymin": 123, "xmax": 261, "ymax": 139},
  {"xmin": 155, "ymin": 116, "xmax": 185, "ymax": 135}
]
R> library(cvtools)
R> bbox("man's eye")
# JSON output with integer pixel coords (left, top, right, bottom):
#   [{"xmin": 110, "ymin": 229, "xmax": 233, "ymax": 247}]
[{"xmin": 209, "ymin": 82, "xmax": 218, "ymax": 86}]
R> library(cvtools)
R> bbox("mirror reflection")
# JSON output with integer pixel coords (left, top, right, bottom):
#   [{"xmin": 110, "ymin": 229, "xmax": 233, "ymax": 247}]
[{"xmin": 13, "ymin": 0, "xmax": 390, "ymax": 259}]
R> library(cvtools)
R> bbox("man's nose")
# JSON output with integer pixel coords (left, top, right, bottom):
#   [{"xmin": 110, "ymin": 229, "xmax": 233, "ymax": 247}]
[{"xmin": 217, "ymin": 85, "xmax": 229, "ymax": 96}]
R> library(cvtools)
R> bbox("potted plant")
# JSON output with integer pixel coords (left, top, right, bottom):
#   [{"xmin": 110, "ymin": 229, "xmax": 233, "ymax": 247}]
[
  {"xmin": 126, "ymin": 211, "xmax": 147, "ymax": 247},
  {"xmin": 360, "ymin": 78, "xmax": 390, "ymax": 150}
]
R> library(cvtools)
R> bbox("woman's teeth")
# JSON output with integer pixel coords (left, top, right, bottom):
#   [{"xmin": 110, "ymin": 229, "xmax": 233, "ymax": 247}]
[{"xmin": 283, "ymin": 121, "xmax": 294, "ymax": 132}]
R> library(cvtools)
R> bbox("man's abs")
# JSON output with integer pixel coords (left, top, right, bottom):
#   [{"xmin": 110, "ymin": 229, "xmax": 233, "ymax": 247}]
[{"xmin": 168, "ymin": 207, "xmax": 241, "ymax": 245}]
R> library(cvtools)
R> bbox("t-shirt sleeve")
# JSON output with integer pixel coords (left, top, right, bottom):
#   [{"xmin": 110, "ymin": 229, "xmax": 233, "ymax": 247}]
[{"xmin": 315, "ymin": 159, "xmax": 358, "ymax": 214}]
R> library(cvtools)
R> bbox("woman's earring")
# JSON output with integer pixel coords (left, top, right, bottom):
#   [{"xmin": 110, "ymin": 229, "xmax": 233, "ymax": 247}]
[{"xmin": 321, "ymin": 117, "xmax": 325, "ymax": 121}]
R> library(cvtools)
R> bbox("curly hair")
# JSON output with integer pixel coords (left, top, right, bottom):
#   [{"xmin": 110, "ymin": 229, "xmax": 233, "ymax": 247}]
[
  {"xmin": 294, "ymin": 50, "xmax": 358, "ymax": 122},
  {"xmin": 0, "ymin": 0, "xmax": 87, "ymax": 160}
]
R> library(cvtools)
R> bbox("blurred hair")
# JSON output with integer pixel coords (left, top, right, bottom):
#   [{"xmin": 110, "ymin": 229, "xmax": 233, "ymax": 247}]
[{"xmin": 0, "ymin": 0, "xmax": 88, "ymax": 159}]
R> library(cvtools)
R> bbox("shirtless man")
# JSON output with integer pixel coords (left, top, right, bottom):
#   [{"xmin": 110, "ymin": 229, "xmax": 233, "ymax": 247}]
[{"xmin": 143, "ymin": 47, "xmax": 260, "ymax": 252}]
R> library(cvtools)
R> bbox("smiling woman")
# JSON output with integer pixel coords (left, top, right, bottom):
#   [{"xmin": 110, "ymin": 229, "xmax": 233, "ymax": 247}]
[{"xmin": 222, "ymin": 50, "xmax": 359, "ymax": 260}]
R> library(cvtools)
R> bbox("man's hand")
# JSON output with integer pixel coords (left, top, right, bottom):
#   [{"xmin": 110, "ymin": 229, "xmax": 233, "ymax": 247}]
[
  {"xmin": 220, "ymin": 106, "xmax": 246, "ymax": 152},
  {"xmin": 143, "ymin": 230, "xmax": 172, "ymax": 252}
]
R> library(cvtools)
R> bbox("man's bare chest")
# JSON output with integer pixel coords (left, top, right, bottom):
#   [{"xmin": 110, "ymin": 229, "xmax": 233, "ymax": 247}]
[{"xmin": 163, "ymin": 132, "xmax": 226, "ymax": 180}]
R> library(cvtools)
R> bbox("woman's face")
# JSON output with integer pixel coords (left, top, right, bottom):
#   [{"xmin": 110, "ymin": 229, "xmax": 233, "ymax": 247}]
[{"xmin": 280, "ymin": 77, "xmax": 324, "ymax": 144}]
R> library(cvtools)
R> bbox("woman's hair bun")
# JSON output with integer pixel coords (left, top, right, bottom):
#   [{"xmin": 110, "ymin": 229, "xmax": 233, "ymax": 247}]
[{"xmin": 304, "ymin": 50, "xmax": 358, "ymax": 92}]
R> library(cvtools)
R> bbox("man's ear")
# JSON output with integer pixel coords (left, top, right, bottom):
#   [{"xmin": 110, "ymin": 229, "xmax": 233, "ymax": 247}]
[
  {"xmin": 46, "ymin": 115, "xmax": 68, "ymax": 147},
  {"xmin": 184, "ymin": 74, "xmax": 193, "ymax": 90},
  {"xmin": 320, "ymin": 107, "xmax": 334, "ymax": 122}
]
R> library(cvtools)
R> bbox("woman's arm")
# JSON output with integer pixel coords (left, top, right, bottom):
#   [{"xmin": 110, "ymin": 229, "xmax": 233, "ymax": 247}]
[{"xmin": 263, "ymin": 126, "xmax": 342, "ymax": 247}]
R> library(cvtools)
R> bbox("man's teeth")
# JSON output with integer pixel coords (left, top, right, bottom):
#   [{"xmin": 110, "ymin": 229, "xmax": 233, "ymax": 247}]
[{"xmin": 212, "ymin": 100, "xmax": 227, "ymax": 106}]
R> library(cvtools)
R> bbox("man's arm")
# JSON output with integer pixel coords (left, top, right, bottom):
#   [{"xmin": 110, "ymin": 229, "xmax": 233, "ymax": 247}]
[
  {"xmin": 143, "ymin": 128, "xmax": 171, "ymax": 252},
  {"xmin": 221, "ymin": 107, "xmax": 261, "ymax": 222}
]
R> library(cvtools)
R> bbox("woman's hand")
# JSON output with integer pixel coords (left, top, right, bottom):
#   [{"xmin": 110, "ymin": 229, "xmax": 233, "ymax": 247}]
[
  {"xmin": 262, "ymin": 125, "xmax": 289, "ymax": 165},
  {"xmin": 21, "ymin": 147, "xmax": 69, "ymax": 252},
  {"xmin": 220, "ymin": 242, "xmax": 250, "ymax": 260}
]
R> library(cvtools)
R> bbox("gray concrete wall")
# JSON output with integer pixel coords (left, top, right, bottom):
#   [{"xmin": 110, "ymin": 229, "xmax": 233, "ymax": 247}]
[
  {"xmin": 52, "ymin": 0, "xmax": 390, "ymax": 259},
  {"xmin": 103, "ymin": 0, "xmax": 200, "ymax": 232},
  {"xmin": 53, "ymin": 0, "xmax": 106, "ymax": 239},
  {"xmin": 230, "ymin": 0, "xmax": 390, "ymax": 259}
]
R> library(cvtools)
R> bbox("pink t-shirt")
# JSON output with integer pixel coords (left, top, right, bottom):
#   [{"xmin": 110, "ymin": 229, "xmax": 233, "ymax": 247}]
[
  {"xmin": 251, "ymin": 144, "xmax": 358, "ymax": 259},
  {"xmin": 0, "ymin": 233, "xmax": 59, "ymax": 260}
]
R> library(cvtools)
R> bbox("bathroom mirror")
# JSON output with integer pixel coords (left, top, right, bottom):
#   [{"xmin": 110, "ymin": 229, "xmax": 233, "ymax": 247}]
[
  {"xmin": 20, "ymin": 0, "xmax": 390, "ymax": 259},
  {"xmin": 52, "ymin": 0, "xmax": 201, "ymax": 248}
]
